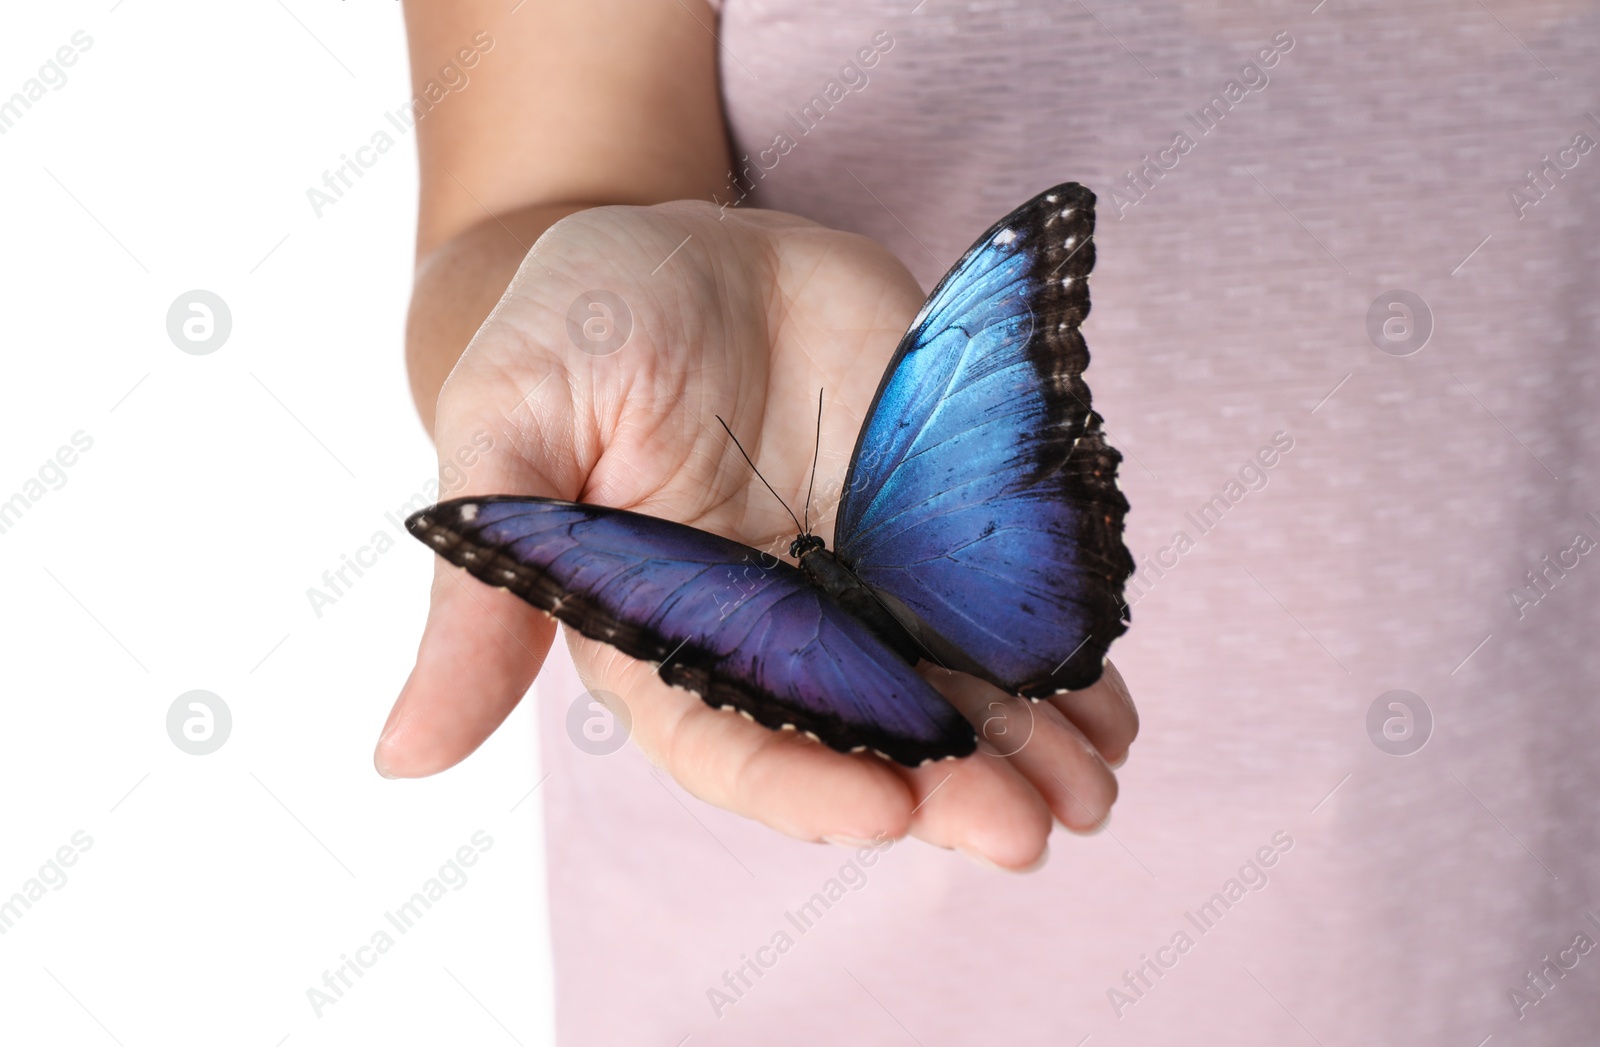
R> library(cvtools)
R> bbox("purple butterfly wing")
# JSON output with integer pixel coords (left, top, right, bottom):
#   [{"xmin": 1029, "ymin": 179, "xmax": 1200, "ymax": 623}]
[{"xmin": 407, "ymin": 496, "xmax": 975, "ymax": 765}]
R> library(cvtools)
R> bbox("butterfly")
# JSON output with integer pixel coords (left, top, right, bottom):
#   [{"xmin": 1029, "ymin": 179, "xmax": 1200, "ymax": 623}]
[{"xmin": 406, "ymin": 183, "xmax": 1133, "ymax": 766}]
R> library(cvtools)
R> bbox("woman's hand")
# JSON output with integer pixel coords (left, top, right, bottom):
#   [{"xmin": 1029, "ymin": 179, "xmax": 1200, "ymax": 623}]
[{"xmin": 375, "ymin": 200, "xmax": 1137, "ymax": 871}]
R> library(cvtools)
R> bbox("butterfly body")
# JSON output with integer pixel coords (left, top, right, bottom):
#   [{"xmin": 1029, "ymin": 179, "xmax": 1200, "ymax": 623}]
[
  {"xmin": 793, "ymin": 540, "xmax": 925, "ymax": 668},
  {"xmin": 408, "ymin": 182, "xmax": 1132, "ymax": 766}
]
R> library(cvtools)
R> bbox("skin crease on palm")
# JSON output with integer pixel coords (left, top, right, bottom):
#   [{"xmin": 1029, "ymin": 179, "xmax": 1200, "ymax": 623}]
[{"xmin": 373, "ymin": 200, "xmax": 1140, "ymax": 872}]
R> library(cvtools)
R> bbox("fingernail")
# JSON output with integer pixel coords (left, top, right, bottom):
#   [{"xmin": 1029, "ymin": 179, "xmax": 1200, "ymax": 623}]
[
  {"xmin": 822, "ymin": 834, "xmax": 880, "ymax": 848},
  {"xmin": 373, "ymin": 719, "xmax": 402, "ymax": 778},
  {"xmin": 373, "ymin": 744, "xmax": 399, "ymax": 779},
  {"xmin": 1063, "ymin": 809, "xmax": 1112, "ymax": 836},
  {"xmin": 374, "ymin": 691, "xmax": 407, "ymax": 779},
  {"xmin": 959, "ymin": 844, "xmax": 1049, "ymax": 874},
  {"xmin": 1108, "ymin": 750, "xmax": 1129, "ymax": 770}
]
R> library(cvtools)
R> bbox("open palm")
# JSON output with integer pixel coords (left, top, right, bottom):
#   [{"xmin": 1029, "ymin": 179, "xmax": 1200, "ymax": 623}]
[{"xmin": 376, "ymin": 201, "xmax": 1136, "ymax": 870}]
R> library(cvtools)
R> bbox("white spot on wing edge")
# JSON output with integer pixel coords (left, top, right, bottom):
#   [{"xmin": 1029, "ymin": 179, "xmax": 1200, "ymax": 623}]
[
  {"xmin": 992, "ymin": 228, "xmax": 1018, "ymax": 245},
  {"xmin": 459, "ymin": 503, "xmax": 478, "ymax": 522}
]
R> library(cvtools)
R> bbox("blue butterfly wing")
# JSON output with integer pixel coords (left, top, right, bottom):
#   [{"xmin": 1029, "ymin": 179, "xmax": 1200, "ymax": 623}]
[
  {"xmin": 834, "ymin": 183, "xmax": 1133, "ymax": 697},
  {"xmin": 407, "ymin": 497, "xmax": 976, "ymax": 765}
]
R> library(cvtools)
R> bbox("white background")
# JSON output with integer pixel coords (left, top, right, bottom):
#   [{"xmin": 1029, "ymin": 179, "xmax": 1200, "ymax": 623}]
[{"xmin": 0, "ymin": 3, "xmax": 556, "ymax": 1043}]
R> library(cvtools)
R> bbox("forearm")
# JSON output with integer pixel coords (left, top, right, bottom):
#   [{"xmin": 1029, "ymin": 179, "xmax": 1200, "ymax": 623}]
[
  {"xmin": 402, "ymin": 0, "xmax": 726, "ymax": 245},
  {"xmin": 400, "ymin": 0, "xmax": 730, "ymax": 433}
]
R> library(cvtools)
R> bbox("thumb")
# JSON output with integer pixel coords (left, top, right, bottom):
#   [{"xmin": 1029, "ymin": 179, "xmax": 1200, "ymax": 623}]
[
  {"xmin": 375, "ymin": 368, "xmax": 580, "ymax": 778},
  {"xmin": 375, "ymin": 563, "xmax": 556, "ymax": 778}
]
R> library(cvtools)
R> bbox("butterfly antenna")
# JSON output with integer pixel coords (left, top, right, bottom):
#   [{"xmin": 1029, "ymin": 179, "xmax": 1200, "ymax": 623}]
[
  {"xmin": 715, "ymin": 415, "xmax": 806, "ymax": 535},
  {"xmin": 802, "ymin": 388, "xmax": 824, "ymax": 535}
]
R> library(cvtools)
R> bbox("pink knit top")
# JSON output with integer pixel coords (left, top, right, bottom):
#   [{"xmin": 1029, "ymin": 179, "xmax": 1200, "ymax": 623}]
[{"xmin": 536, "ymin": 1, "xmax": 1600, "ymax": 1042}]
